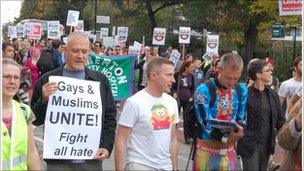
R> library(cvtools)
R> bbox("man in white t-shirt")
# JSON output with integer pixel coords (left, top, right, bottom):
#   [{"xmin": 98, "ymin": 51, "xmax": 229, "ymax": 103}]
[
  {"xmin": 278, "ymin": 57, "xmax": 302, "ymax": 112},
  {"xmin": 115, "ymin": 57, "xmax": 179, "ymax": 171}
]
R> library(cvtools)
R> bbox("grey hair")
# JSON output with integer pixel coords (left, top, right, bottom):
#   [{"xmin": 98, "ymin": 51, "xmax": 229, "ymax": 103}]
[
  {"xmin": 2, "ymin": 58, "xmax": 21, "ymax": 69},
  {"xmin": 66, "ymin": 31, "xmax": 90, "ymax": 47},
  {"xmin": 220, "ymin": 53, "xmax": 243, "ymax": 70}
]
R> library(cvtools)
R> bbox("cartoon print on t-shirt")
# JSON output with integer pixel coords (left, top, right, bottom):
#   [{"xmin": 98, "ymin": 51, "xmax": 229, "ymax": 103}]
[
  {"xmin": 150, "ymin": 104, "xmax": 174, "ymax": 130},
  {"xmin": 216, "ymin": 89, "xmax": 233, "ymax": 120}
]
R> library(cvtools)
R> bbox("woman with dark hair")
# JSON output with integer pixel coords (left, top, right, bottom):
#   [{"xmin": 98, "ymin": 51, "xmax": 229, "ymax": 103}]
[
  {"xmin": 205, "ymin": 58, "xmax": 221, "ymax": 81},
  {"xmin": 172, "ymin": 60, "xmax": 195, "ymax": 144},
  {"xmin": 237, "ymin": 58, "xmax": 285, "ymax": 171}
]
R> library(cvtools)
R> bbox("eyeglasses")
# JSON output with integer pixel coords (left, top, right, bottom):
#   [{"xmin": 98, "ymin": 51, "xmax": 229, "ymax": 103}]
[{"xmin": 3, "ymin": 75, "xmax": 20, "ymax": 81}]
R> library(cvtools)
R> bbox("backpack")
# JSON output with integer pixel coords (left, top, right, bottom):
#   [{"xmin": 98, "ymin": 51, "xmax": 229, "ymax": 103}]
[{"xmin": 37, "ymin": 48, "xmax": 58, "ymax": 77}]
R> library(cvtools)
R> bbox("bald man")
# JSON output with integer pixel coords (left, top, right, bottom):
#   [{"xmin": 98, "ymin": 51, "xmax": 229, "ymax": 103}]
[{"xmin": 31, "ymin": 32, "xmax": 117, "ymax": 171}]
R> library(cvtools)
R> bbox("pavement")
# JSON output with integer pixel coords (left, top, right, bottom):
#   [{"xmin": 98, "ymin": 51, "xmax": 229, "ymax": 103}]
[{"xmin": 33, "ymin": 110, "xmax": 285, "ymax": 170}]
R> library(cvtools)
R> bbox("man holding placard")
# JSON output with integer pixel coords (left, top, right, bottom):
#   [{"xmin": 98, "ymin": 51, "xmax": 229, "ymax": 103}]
[{"xmin": 31, "ymin": 31, "xmax": 117, "ymax": 170}]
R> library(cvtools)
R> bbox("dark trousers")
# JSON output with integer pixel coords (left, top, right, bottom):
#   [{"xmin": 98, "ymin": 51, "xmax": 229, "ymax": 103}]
[
  {"xmin": 46, "ymin": 160, "xmax": 103, "ymax": 171},
  {"xmin": 179, "ymin": 99, "xmax": 194, "ymax": 141},
  {"xmin": 241, "ymin": 143, "xmax": 270, "ymax": 171}
]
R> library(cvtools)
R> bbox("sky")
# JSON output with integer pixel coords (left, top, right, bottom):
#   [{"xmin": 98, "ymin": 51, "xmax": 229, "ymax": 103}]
[{"xmin": 1, "ymin": 0, "xmax": 22, "ymax": 26}]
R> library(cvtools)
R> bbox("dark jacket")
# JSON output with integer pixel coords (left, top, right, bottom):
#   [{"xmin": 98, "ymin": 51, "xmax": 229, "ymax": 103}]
[
  {"xmin": 31, "ymin": 65, "xmax": 117, "ymax": 157},
  {"xmin": 237, "ymin": 86, "xmax": 285, "ymax": 157}
]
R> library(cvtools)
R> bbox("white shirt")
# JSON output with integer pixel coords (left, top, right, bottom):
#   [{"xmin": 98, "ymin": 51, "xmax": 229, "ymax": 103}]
[{"xmin": 119, "ymin": 90, "xmax": 179, "ymax": 170}]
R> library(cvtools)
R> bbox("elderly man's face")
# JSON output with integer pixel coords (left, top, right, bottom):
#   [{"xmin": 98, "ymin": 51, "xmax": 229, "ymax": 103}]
[{"xmin": 65, "ymin": 36, "xmax": 90, "ymax": 71}]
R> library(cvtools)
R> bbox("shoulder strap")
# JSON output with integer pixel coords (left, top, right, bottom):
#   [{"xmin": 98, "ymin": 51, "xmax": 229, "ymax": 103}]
[
  {"xmin": 205, "ymin": 79, "xmax": 216, "ymax": 108},
  {"xmin": 19, "ymin": 103, "xmax": 29, "ymax": 123},
  {"xmin": 235, "ymin": 83, "xmax": 242, "ymax": 114}
]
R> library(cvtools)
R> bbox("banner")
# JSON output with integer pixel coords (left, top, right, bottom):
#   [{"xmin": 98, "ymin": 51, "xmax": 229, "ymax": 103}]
[
  {"xmin": 43, "ymin": 76, "xmax": 102, "ymax": 159},
  {"xmin": 47, "ymin": 21, "xmax": 60, "ymax": 39},
  {"xmin": 66, "ymin": 10, "xmax": 80, "ymax": 27},
  {"xmin": 16, "ymin": 25, "xmax": 25, "ymax": 38},
  {"xmin": 152, "ymin": 28, "xmax": 166, "ymax": 45},
  {"xmin": 100, "ymin": 28, "xmax": 109, "ymax": 39},
  {"xmin": 29, "ymin": 23, "xmax": 42, "ymax": 40},
  {"xmin": 87, "ymin": 55, "xmax": 136, "ymax": 100},
  {"xmin": 8, "ymin": 26, "xmax": 17, "ymax": 39},
  {"xmin": 179, "ymin": 27, "xmax": 191, "ymax": 44},
  {"xmin": 279, "ymin": 0, "xmax": 302, "ymax": 16},
  {"xmin": 206, "ymin": 35, "xmax": 219, "ymax": 55}
]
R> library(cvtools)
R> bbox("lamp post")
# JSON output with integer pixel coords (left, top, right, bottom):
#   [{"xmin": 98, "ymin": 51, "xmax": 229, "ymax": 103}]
[
  {"xmin": 94, "ymin": 0, "xmax": 97, "ymax": 35},
  {"xmin": 290, "ymin": 26, "xmax": 297, "ymax": 61}
]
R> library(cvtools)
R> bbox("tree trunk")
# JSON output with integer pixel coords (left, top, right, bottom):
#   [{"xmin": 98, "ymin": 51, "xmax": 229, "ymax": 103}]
[
  {"xmin": 243, "ymin": 22, "xmax": 257, "ymax": 66},
  {"xmin": 145, "ymin": 0, "xmax": 157, "ymax": 41}
]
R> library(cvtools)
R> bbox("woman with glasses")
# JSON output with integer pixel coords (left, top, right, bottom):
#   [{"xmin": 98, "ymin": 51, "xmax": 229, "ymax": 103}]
[
  {"xmin": 237, "ymin": 58, "xmax": 285, "ymax": 171},
  {"xmin": 2, "ymin": 58, "xmax": 40, "ymax": 170}
]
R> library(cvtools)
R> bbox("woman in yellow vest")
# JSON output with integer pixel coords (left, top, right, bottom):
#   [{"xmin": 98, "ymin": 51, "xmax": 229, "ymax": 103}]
[{"xmin": 2, "ymin": 58, "xmax": 41, "ymax": 170}]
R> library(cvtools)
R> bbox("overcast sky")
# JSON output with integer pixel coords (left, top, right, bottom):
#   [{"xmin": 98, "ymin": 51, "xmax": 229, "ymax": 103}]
[{"xmin": 1, "ymin": 0, "xmax": 22, "ymax": 26}]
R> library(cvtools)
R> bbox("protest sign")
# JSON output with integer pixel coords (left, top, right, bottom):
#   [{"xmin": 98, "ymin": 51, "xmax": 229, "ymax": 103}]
[
  {"xmin": 43, "ymin": 76, "xmax": 102, "ymax": 159},
  {"xmin": 66, "ymin": 10, "xmax": 80, "ymax": 27},
  {"xmin": 100, "ymin": 28, "xmax": 109, "ymax": 39},
  {"xmin": 117, "ymin": 27, "xmax": 128, "ymax": 41},
  {"xmin": 47, "ymin": 21, "xmax": 60, "ymax": 39},
  {"xmin": 8, "ymin": 26, "xmax": 17, "ymax": 39},
  {"xmin": 169, "ymin": 50, "xmax": 181, "ymax": 69},
  {"xmin": 206, "ymin": 35, "xmax": 219, "ymax": 55},
  {"xmin": 24, "ymin": 22, "xmax": 31, "ymax": 36},
  {"xmin": 76, "ymin": 20, "xmax": 84, "ymax": 32},
  {"xmin": 96, "ymin": 15, "xmax": 110, "ymax": 24},
  {"xmin": 279, "ymin": 0, "xmax": 302, "ymax": 16},
  {"xmin": 103, "ymin": 37, "xmax": 116, "ymax": 48},
  {"xmin": 29, "ymin": 23, "xmax": 42, "ymax": 40},
  {"xmin": 87, "ymin": 55, "xmax": 136, "ymax": 100},
  {"xmin": 16, "ymin": 25, "xmax": 25, "ymax": 38},
  {"xmin": 152, "ymin": 28, "xmax": 166, "ymax": 45},
  {"xmin": 179, "ymin": 27, "xmax": 191, "ymax": 44}
]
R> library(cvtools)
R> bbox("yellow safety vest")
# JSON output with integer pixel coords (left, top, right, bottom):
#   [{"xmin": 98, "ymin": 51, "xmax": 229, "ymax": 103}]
[{"xmin": 1, "ymin": 100, "xmax": 31, "ymax": 170}]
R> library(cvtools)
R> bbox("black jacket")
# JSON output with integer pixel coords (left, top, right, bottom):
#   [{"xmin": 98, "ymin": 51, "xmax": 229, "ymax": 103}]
[
  {"xmin": 237, "ymin": 86, "xmax": 285, "ymax": 157},
  {"xmin": 31, "ymin": 65, "xmax": 117, "ymax": 157}
]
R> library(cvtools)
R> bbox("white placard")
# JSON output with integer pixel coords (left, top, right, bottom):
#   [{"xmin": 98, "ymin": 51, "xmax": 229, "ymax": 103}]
[
  {"xmin": 179, "ymin": 27, "xmax": 191, "ymax": 44},
  {"xmin": 43, "ymin": 76, "xmax": 102, "ymax": 159},
  {"xmin": 76, "ymin": 20, "xmax": 84, "ymax": 32},
  {"xmin": 103, "ymin": 37, "xmax": 116, "ymax": 48},
  {"xmin": 96, "ymin": 15, "xmax": 110, "ymax": 24},
  {"xmin": 47, "ymin": 21, "xmax": 60, "ymax": 39},
  {"xmin": 16, "ymin": 25, "xmax": 25, "ymax": 38},
  {"xmin": 117, "ymin": 27, "xmax": 128, "ymax": 41},
  {"xmin": 279, "ymin": 0, "xmax": 302, "ymax": 16},
  {"xmin": 8, "ymin": 26, "xmax": 16, "ymax": 39},
  {"xmin": 66, "ymin": 10, "xmax": 80, "ymax": 27},
  {"xmin": 29, "ymin": 23, "xmax": 42, "ymax": 40},
  {"xmin": 169, "ymin": 50, "xmax": 181, "ymax": 69},
  {"xmin": 152, "ymin": 28, "xmax": 166, "ymax": 46},
  {"xmin": 24, "ymin": 22, "xmax": 31, "ymax": 36},
  {"xmin": 206, "ymin": 35, "xmax": 219, "ymax": 54},
  {"xmin": 100, "ymin": 28, "xmax": 109, "ymax": 39}
]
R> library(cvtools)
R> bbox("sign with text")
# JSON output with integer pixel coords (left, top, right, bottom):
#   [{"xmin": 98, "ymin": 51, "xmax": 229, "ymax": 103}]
[
  {"xmin": 29, "ymin": 23, "xmax": 42, "ymax": 40},
  {"xmin": 66, "ymin": 10, "xmax": 80, "ymax": 27},
  {"xmin": 206, "ymin": 35, "xmax": 219, "ymax": 54},
  {"xmin": 279, "ymin": 0, "xmax": 302, "ymax": 16},
  {"xmin": 169, "ymin": 50, "xmax": 181, "ymax": 69},
  {"xmin": 117, "ymin": 27, "xmax": 128, "ymax": 41},
  {"xmin": 47, "ymin": 21, "xmax": 60, "ymax": 39},
  {"xmin": 272, "ymin": 23, "xmax": 286, "ymax": 39},
  {"xmin": 24, "ymin": 22, "xmax": 31, "ymax": 36},
  {"xmin": 96, "ymin": 15, "xmax": 110, "ymax": 24},
  {"xmin": 152, "ymin": 28, "xmax": 166, "ymax": 45},
  {"xmin": 100, "ymin": 28, "xmax": 109, "ymax": 39},
  {"xmin": 43, "ymin": 76, "xmax": 102, "ymax": 159},
  {"xmin": 179, "ymin": 27, "xmax": 191, "ymax": 44},
  {"xmin": 76, "ymin": 20, "xmax": 84, "ymax": 32},
  {"xmin": 16, "ymin": 25, "xmax": 25, "ymax": 38},
  {"xmin": 8, "ymin": 26, "xmax": 17, "ymax": 39},
  {"xmin": 87, "ymin": 55, "xmax": 136, "ymax": 100}
]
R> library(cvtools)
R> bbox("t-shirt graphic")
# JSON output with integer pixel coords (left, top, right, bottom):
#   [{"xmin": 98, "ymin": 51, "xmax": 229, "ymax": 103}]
[
  {"xmin": 150, "ymin": 104, "xmax": 174, "ymax": 130},
  {"xmin": 216, "ymin": 89, "xmax": 233, "ymax": 120}
]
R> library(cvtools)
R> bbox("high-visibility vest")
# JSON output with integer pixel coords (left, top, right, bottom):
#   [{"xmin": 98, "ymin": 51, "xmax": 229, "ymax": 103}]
[{"xmin": 1, "ymin": 100, "xmax": 31, "ymax": 170}]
